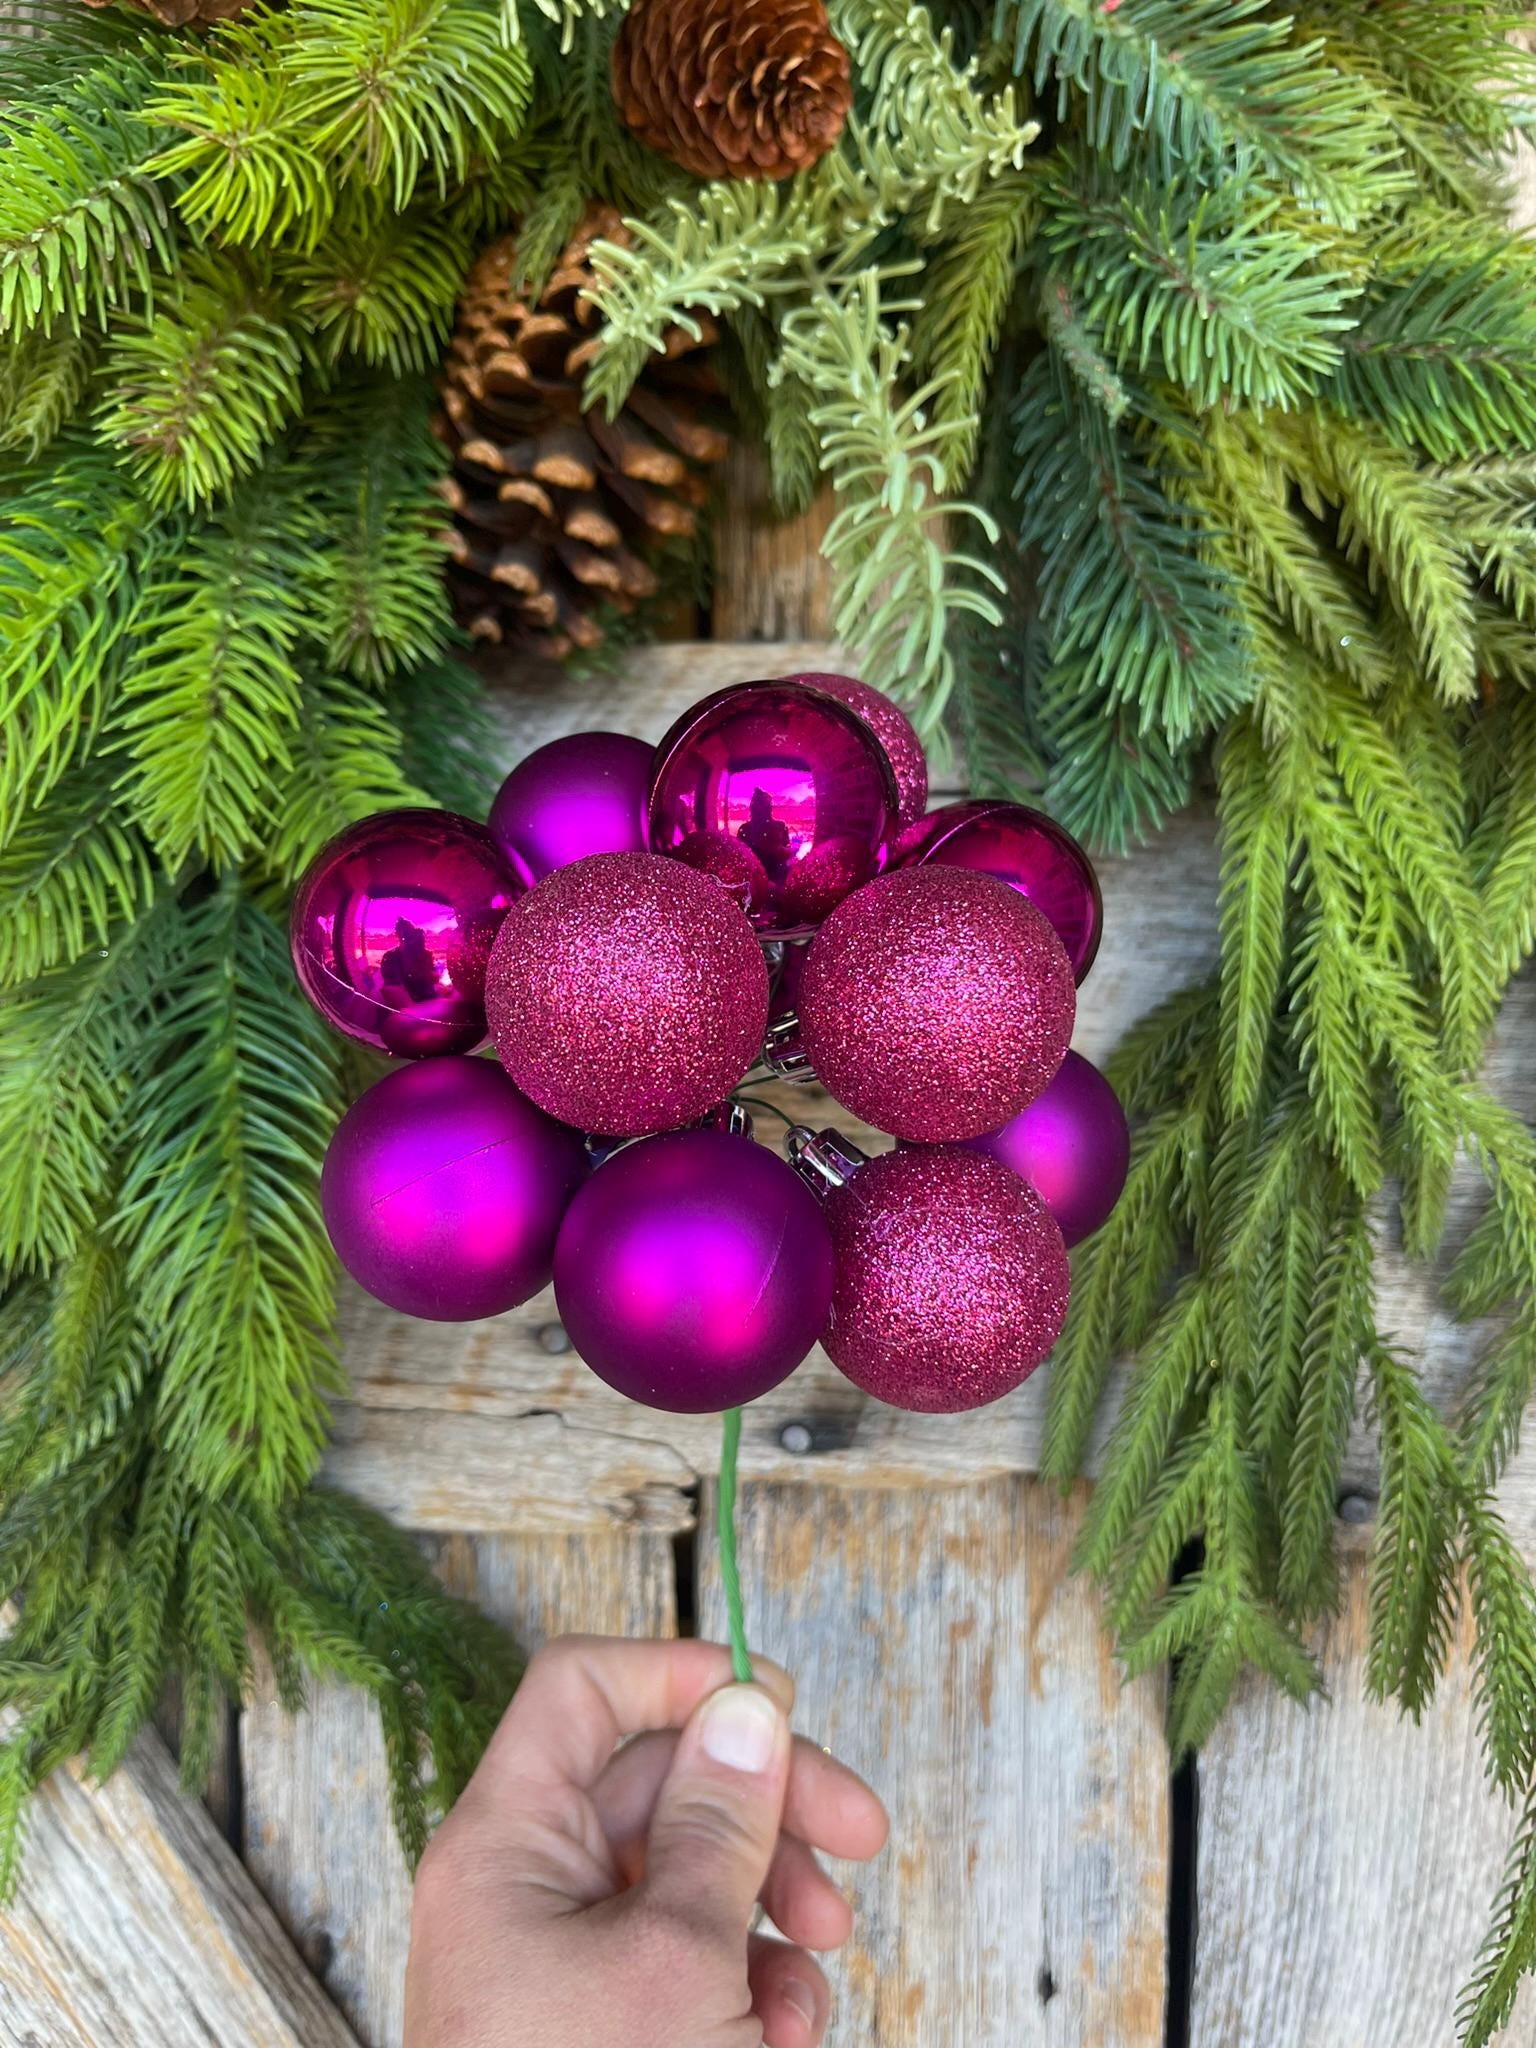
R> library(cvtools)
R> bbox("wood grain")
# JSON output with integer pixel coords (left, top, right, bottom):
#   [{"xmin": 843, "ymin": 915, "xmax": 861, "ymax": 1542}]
[
  {"xmin": 709, "ymin": 445, "xmax": 838, "ymax": 641},
  {"xmin": 1, "ymin": 1732, "xmax": 359, "ymax": 2048},
  {"xmin": 240, "ymin": 1533, "xmax": 677, "ymax": 2048},
  {"xmin": 699, "ymin": 1481, "xmax": 1169, "ymax": 2048},
  {"xmin": 1192, "ymin": 1568, "xmax": 1536, "ymax": 2047}
]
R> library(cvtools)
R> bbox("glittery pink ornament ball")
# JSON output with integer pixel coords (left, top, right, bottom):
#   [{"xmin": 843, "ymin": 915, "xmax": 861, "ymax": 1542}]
[
  {"xmin": 648, "ymin": 678, "xmax": 899, "ymax": 938},
  {"xmin": 798, "ymin": 866, "xmax": 1077, "ymax": 1141},
  {"xmin": 822, "ymin": 1147, "xmax": 1070, "ymax": 1412},
  {"xmin": 484, "ymin": 851, "xmax": 769, "ymax": 1136},
  {"xmin": 290, "ymin": 809, "xmax": 520, "ymax": 1058},
  {"xmin": 786, "ymin": 672, "xmax": 929, "ymax": 829}
]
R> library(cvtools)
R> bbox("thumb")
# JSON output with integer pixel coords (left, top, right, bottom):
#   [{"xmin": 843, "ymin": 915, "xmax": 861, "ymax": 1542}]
[{"xmin": 640, "ymin": 1681, "xmax": 791, "ymax": 1948}]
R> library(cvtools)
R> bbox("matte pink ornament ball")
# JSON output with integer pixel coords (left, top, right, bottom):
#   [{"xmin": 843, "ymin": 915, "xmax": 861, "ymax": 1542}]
[
  {"xmin": 488, "ymin": 730, "xmax": 654, "ymax": 887},
  {"xmin": 322, "ymin": 1057, "xmax": 588, "ymax": 1321},
  {"xmin": 821, "ymin": 1147, "xmax": 1070, "ymax": 1413},
  {"xmin": 290, "ymin": 808, "xmax": 520, "ymax": 1058},
  {"xmin": 485, "ymin": 851, "xmax": 769, "ymax": 1136},
  {"xmin": 787, "ymin": 671, "xmax": 929, "ymax": 829},
  {"xmin": 964, "ymin": 1049, "xmax": 1129, "ymax": 1246},
  {"xmin": 554, "ymin": 1130, "xmax": 835, "ymax": 1413},
  {"xmin": 798, "ymin": 866, "xmax": 1076, "ymax": 1141}
]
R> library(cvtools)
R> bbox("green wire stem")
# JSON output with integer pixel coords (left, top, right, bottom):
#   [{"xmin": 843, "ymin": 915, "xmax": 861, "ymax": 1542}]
[{"xmin": 718, "ymin": 1406, "xmax": 753, "ymax": 1684}]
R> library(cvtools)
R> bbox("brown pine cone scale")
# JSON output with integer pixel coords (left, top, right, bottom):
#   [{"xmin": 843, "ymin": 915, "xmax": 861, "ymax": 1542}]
[
  {"xmin": 612, "ymin": 0, "xmax": 853, "ymax": 183},
  {"xmin": 437, "ymin": 206, "xmax": 730, "ymax": 659}
]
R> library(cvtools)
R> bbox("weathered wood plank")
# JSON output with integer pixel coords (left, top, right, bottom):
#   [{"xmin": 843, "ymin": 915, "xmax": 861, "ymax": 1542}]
[
  {"xmin": 709, "ymin": 445, "xmax": 838, "ymax": 642},
  {"xmin": 699, "ymin": 1481, "xmax": 1169, "ymax": 2048},
  {"xmin": 481, "ymin": 640, "xmax": 875, "ymax": 763},
  {"xmin": 241, "ymin": 1533, "xmax": 677, "ymax": 2048},
  {"xmin": 1, "ymin": 1732, "xmax": 359, "ymax": 2048},
  {"xmin": 1192, "ymin": 1567, "xmax": 1536, "ymax": 2047}
]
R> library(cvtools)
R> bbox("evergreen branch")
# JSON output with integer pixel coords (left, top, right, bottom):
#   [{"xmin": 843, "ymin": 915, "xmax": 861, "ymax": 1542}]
[
  {"xmin": 0, "ymin": 763, "xmax": 156, "ymax": 988},
  {"xmin": 267, "ymin": 676, "xmax": 429, "ymax": 882},
  {"xmin": 111, "ymin": 465, "xmax": 309, "ymax": 872},
  {"xmin": 775, "ymin": 272, "xmax": 1003, "ymax": 726},
  {"xmin": 113, "ymin": 884, "xmax": 344, "ymax": 1505},
  {"xmin": 1298, "ymin": 413, "xmax": 1478, "ymax": 704},
  {"xmin": 281, "ymin": 203, "xmax": 473, "ymax": 376},
  {"xmin": 96, "ymin": 257, "xmax": 303, "ymax": 510},
  {"xmin": 1330, "ymin": 230, "xmax": 1536, "ymax": 462},
  {"xmin": 0, "ymin": 900, "xmax": 176, "ymax": 1276},
  {"xmin": 1214, "ymin": 714, "xmax": 1289, "ymax": 1118},
  {"xmin": 1276, "ymin": 1196, "xmax": 1370, "ymax": 1615},
  {"xmin": 1460, "ymin": 1785, "xmax": 1536, "ymax": 2048},
  {"xmin": 908, "ymin": 176, "xmax": 1036, "ymax": 486},
  {"xmin": 1013, "ymin": 346, "xmax": 1250, "ymax": 745},
  {"xmin": 0, "ymin": 64, "xmax": 174, "ymax": 340},
  {"xmin": 0, "ymin": 324, "xmax": 95, "ymax": 461},
  {"xmin": 1363, "ymin": 1342, "xmax": 1461, "ymax": 1716},
  {"xmin": 386, "ymin": 657, "xmax": 505, "ymax": 818},
  {"xmin": 1038, "ymin": 155, "xmax": 1358, "ymax": 410},
  {"xmin": 0, "ymin": 445, "xmax": 148, "ymax": 833},
  {"xmin": 833, "ymin": 0, "xmax": 1039, "ymax": 231},
  {"xmin": 147, "ymin": 62, "xmax": 335, "ymax": 251},
  {"xmin": 1194, "ymin": 411, "xmax": 1392, "ymax": 699},
  {"xmin": 584, "ymin": 183, "xmax": 829, "ymax": 417},
  {"xmin": 281, "ymin": 0, "xmax": 534, "ymax": 209},
  {"xmin": 294, "ymin": 374, "xmax": 454, "ymax": 681},
  {"xmin": 994, "ymin": 0, "xmax": 1406, "ymax": 221}
]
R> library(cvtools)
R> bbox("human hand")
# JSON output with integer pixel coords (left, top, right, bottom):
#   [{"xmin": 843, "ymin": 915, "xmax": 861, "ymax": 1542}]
[{"xmin": 402, "ymin": 1635, "xmax": 889, "ymax": 2048}]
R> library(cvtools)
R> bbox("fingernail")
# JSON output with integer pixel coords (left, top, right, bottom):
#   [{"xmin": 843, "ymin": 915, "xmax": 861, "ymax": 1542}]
[
  {"xmin": 782, "ymin": 1977, "xmax": 819, "ymax": 2031},
  {"xmin": 697, "ymin": 1684, "xmax": 781, "ymax": 1773}
]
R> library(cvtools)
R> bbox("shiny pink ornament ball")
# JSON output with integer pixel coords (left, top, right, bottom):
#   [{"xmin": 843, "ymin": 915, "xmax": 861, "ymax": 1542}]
[
  {"xmin": 821, "ymin": 1147, "xmax": 1070, "ymax": 1413},
  {"xmin": 484, "ymin": 851, "xmax": 769, "ymax": 1137},
  {"xmin": 798, "ymin": 866, "xmax": 1077, "ymax": 1141},
  {"xmin": 896, "ymin": 799, "xmax": 1102, "ymax": 983},
  {"xmin": 648, "ymin": 678, "xmax": 899, "ymax": 938},
  {"xmin": 322, "ymin": 1057, "xmax": 588, "ymax": 1321},
  {"xmin": 786, "ymin": 671, "xmax": 929, "ymax": 829},
  {"xmin": 290, "ymin": 809, "xmax": 521, "ymax": 1058}
]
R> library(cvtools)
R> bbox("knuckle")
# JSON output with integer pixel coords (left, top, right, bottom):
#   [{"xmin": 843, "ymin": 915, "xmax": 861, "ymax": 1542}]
[{"xmin": 655, "ymin": 1790, "xmax": 762, "ymax": 1871}]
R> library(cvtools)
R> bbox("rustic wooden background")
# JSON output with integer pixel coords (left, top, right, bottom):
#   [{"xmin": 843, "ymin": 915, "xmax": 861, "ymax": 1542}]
[{"xmin": 7, "ymin": 123, "xmax": 1536, "ymax": 2048}]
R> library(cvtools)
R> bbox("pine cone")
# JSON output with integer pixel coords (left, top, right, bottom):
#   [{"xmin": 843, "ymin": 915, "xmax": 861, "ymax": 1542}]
[
  {"xmin": 436, "ymin": 207, "xmax": 730, "ymax": 660},
  {"xmin": 80, "ymin": 0, "xmax": 253, "ymax": 24},
  {"xmin": 612, "ymin": 0, "xmax": 853, "ymax": 182}
]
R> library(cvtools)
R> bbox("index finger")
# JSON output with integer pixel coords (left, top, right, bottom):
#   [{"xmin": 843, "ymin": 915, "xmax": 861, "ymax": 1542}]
[{"xmin": 466, "ymin": 1636, "xmax": 795, "ymax": 1808}]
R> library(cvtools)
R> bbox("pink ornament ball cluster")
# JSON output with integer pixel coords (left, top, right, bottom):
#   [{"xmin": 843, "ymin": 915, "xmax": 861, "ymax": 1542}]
[{"xmin": 289, "ymin": 671, "xmax": 1129, "ymax": 1419}]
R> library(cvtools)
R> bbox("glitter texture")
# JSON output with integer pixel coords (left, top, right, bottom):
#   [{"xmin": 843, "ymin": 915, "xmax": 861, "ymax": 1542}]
[
  {"xmin": 787, "ymin": 671, "xmax": 929, "ymax": 828},
  {"xmin": 485, "ymin": 850, "xmax": 769, "ymax": 1135},
  {"xmin": 290, "ymin": 808, "xmax": 520, "ymax": 1058},
  {"xmin": 822, "ymin": 1147, "xmax": 1070, "ymax": 1412},
  {"xmin": 554, "ymin": 1130, "xmax": 835, "ymax": 1412},
  {"xmin": 798, "ymin": 866, "xmax": 1077, "ymax": 1141},
  {"xmin": 895, "ymin": 799, "xmax": 1102, "ymax": 982},
  {"xmin": 648, "ymin": 678, "xmax": 898, "ymax": 938}
]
